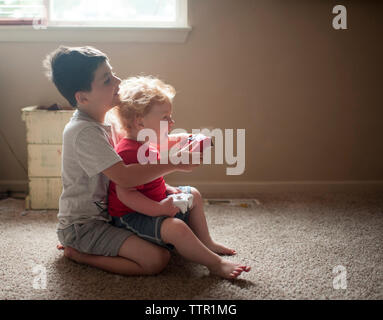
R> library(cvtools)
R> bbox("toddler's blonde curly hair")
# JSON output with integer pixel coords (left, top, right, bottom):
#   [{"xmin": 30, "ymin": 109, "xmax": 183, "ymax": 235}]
[{"xmin": 110, "ymin": 76, "xmax": 176, "ymax": 134}]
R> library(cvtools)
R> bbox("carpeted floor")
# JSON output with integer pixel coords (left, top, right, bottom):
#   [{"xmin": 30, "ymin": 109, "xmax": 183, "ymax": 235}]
[{"xmin": 0, "ymin": 191, "xmax": 382, "ymax": 300}]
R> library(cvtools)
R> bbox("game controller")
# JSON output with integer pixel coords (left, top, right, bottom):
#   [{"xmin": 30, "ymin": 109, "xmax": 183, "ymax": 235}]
[
  {"xmin": 168, "ymin": 192, "xmax": 194, "ymax": 214},
  {"xmin": 187, "ymin": 134, "xmax": 213, "ymax": 152}
]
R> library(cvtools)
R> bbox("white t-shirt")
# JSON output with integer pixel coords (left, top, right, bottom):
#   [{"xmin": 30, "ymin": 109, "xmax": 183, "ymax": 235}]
[{"xmin": 57, "ymin": 109, "xmax": 122, "ymax": 230}]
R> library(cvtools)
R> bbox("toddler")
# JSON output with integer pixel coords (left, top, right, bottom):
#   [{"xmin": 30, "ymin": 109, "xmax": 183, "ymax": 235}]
[{"xmin": 107, "ymin": 76, "xmax": 251, "ymax": 279}]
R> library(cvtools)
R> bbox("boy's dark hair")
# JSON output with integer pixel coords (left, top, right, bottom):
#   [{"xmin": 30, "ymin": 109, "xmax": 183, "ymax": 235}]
[{"xmin": 43, "ymin": 46, "xmax": 108, "ymax": 107}]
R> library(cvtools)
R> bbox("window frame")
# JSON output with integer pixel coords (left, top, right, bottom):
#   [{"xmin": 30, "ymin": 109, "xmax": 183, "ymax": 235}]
[{"xmin": 0, "ymin": 0, "xmax": 191, "ymax": 43}]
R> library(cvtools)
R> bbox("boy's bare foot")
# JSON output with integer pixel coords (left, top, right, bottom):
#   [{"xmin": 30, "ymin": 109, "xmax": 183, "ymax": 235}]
[
  {"xmin": 57, "ymin": 244, "xmax": 87, "ymax": 264},
  {"xmin": 208, "ymin": 258, "xmax": 251, "ymax": 279},
  {"xmin": 207, "ymin": 241, "xmax": 237, "ymax": 256}
]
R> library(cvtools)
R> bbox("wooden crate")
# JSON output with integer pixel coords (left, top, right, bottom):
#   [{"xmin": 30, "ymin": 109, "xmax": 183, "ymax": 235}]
[
  {"xmin": 22, "ymin": 106, "xmax": 74, "ymax": 209},
  {"xmin": 27, "ymin": 144, "xmax": 62, "ymax": 177},
  {"xmin": 28, "ymin": 178, "xmax": 63, "ymax": 209}
]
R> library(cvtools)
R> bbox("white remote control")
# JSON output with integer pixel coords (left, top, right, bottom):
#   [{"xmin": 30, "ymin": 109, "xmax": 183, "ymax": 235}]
[{"xmin": 168, "ymin": 193, "xmax": 194, "ymax": 214}]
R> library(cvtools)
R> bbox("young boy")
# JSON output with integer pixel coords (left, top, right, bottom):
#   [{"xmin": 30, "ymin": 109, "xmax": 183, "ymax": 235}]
[
  {"xmin": 107, "ymin": 76, "xmax": 251, "ymax": 279},
  {"xmin": 44, "ymin": 46, "xmax": 199, "ymax": 276}
]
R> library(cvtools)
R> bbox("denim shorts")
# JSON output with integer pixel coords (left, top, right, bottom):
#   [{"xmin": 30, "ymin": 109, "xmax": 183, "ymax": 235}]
[{"xmin": 111, "ymin": 186, "xmax": 192, "ymax": 250}]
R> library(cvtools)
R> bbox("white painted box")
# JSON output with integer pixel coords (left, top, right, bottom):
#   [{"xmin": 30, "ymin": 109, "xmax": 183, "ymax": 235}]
[
  {"xmin": 22, "ymin": 106, "xmax": 74, "ymax": 209},
  {"xmin": 29, "ymin": 178, "xmax": 63, "ymax": 209}
]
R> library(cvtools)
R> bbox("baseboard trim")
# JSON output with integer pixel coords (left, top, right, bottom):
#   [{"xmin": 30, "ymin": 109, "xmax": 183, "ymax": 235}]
[
  {"xmin": 0, "ymin": 180, "xmax": 28, "ymax": 193},
  {"xmin": 165, "ymin": 180, "xmax": 383, "ymax": 198}
]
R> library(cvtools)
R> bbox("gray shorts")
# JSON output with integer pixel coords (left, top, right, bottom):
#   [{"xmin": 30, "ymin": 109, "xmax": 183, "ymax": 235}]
[
  {"xmin": 57, "ymin": 220, "xmax": 134, "ymax": 256},
  {"xmin": 111, "ymin": 186, "xmax": 192, "ymax": 250}
]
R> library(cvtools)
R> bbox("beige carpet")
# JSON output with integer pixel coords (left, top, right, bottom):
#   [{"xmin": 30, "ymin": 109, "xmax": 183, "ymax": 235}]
[{"xmin": 0, "ymin": 191, "xmax": 382, "ymax": 300}]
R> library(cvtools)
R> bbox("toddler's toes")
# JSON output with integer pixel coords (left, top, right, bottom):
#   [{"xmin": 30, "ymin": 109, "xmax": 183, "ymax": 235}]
[
  {"xmin": 240, "ymin": 265, "xmax": 251, "ymax": 272},
  {"xmin": 209, "ymin": 259, "xmax": 249, "ymax": 280}
]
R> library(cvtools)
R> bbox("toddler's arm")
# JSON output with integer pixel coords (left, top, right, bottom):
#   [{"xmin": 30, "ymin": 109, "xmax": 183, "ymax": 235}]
[
  {"xmin": 116, "ymin": 185, "xmax": 179, "ymax": 217},
  {"xmin": 103, "ymin": 161, "xmax": 198, "ymax": 188}
]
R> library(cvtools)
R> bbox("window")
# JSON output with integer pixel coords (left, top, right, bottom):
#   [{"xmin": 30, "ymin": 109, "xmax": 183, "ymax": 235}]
[
  {"xmin": 0, "ymin": 0, "xmax": 44, "ymax": 25},
  {"xmin": 0, "ymin": 0, "xmax": 188, "ymax": 28},
  {"xmin": 0, "ymin": 0, "xmax": 190, "ymax": 42}
]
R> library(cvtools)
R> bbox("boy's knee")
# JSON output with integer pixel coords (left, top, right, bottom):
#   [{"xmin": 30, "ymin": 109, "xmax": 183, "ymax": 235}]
[{"xmin": 143, "ymin": 248, "xmax": 170, "ymax": 275}]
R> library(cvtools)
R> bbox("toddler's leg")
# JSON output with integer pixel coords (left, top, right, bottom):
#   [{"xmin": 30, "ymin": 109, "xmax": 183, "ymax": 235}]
[
  {"xmin": 188, "ymin": 187, "xmax": 236, "ymax": 255},
  {"xmin": 160, "ymin": 218, "xmax": 250, "ymax": 279}
]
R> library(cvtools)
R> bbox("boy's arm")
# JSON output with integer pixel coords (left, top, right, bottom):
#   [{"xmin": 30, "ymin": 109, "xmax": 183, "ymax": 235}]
[
  {"xmin": 116, "ymin": 186, "xmax": 179, "ymax": 217},
  {"xmin": 103, "ymin": 141, "xmax": 202, "ymax": 188},
  {"xmin": 167, "ymin": 133, "xmax": 190, "ymax": 150},
  {"xmin": 103, "ymin": 161, "xmax": 197, "ymax": 188}
]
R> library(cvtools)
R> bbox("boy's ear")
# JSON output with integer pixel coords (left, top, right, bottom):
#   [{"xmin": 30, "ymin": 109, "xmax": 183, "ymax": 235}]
[{"xmin": 75, "ymin": 91, "xmax": 89, "ymax": 105}]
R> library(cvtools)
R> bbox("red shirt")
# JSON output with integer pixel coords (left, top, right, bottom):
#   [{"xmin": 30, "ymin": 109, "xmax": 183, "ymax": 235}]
[{"xmin": 108, "ymin": 138, "xmax": 167, "ymax": 217}]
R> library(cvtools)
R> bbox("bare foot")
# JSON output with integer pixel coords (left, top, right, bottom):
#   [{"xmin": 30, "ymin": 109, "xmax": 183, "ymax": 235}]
[
  {"xmin": 207, "ymin": 241, "xmax": 237, "ymax": 256},
  {"xmin": 58, "ymin": 245, "xmax": 87, "ymax": 264},
  {"xmin": 208, "ymin": 258, "xmax": 251, "ymax": 279}
]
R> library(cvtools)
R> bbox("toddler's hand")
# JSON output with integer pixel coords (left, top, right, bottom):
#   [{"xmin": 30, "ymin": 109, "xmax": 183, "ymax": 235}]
[
  {"xmin": 159, "ymin": 197, "xmax": 179, "ymax": 217},
  {"xmin": 166, "ymin": 185, "xmax": 182, "ymax": 195}
]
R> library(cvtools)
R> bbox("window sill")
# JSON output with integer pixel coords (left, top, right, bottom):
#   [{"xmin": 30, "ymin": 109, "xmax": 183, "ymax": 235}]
[{"xmin": 0, "ymin": 25, "xmax": 192, "ymax": 43}]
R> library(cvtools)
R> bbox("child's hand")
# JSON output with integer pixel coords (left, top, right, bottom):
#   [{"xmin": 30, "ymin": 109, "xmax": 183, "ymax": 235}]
[
  {"xmin": 166, "ymin": 185, "xmax": 182, "ymax": 195},
  {"xmin": 171, "ymin": 139, "xmax": 204, "ymax": 172},
  {"xmin": 159, "ymin": 197, "xmax": 179, "ymax": 217}
]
